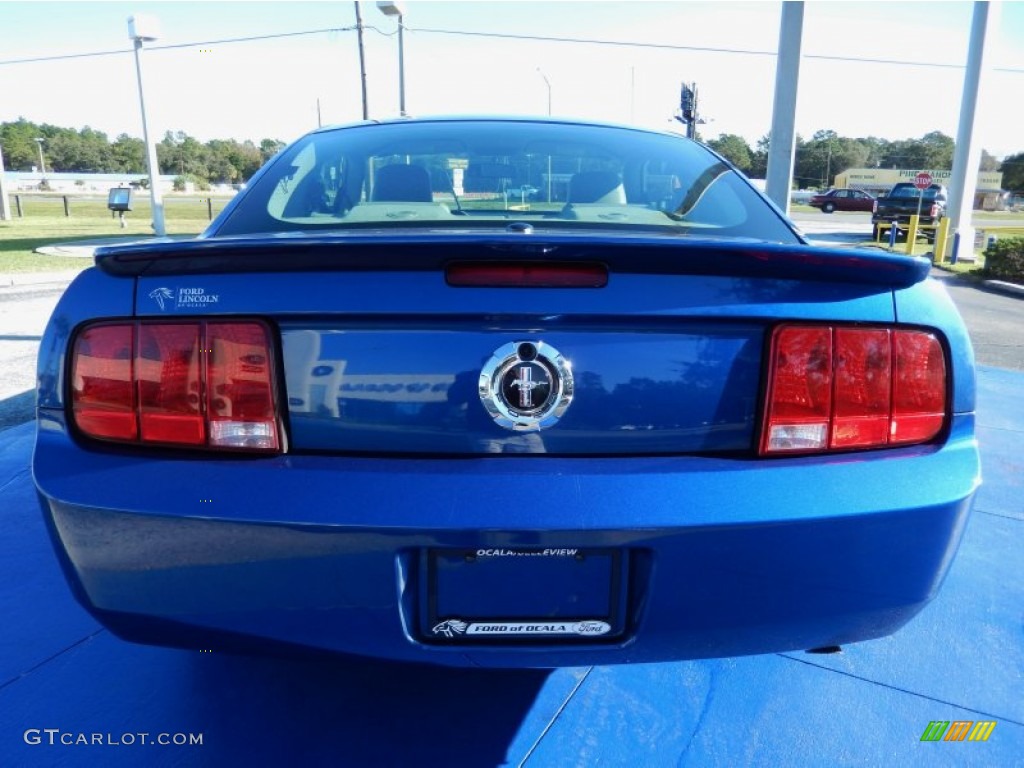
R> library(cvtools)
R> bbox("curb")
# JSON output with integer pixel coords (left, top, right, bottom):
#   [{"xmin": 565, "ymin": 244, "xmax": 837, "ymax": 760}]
[
  {"xmin": 983, "ymin": 279, "xmax": 1024, "ymax": 299},
  {"xmin": 33, "ymin": 244, "xmax": 99, "ymax": 258}
]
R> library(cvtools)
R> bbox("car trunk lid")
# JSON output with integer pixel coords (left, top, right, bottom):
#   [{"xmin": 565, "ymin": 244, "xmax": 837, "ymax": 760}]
[{"xmin": 118, "ymin": 234, "xmax": 916, "ymax": 456}]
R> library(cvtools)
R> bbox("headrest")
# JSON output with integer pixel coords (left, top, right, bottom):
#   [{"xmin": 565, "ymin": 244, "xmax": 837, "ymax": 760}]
[
  {"xmin": 372, "ymin": 164, "xmax": 433, "ymax": 202},
  {"xmin": 567, "ymin": 170, "xmax": 626, "ymax": 204}
]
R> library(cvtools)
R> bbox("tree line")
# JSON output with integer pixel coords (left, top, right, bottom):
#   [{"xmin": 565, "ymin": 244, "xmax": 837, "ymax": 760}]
[
  {"xmin": 4, "ymin": 117, "xmax": 1024, "ymax": 193},
  {"xmin": 0, "ymin": 118, "xmax": 286, "ymax": 187},
  {"xmin": 704, "ymin": 129, "xmax": 1024, "ymax": 191}
]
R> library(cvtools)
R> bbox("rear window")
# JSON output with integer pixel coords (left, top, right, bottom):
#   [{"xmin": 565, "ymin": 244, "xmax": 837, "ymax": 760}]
[
  {"xmin": 216, "ymin": 120, "xmax": 798, "ymax": 243},
  {"xmin": 888, "ymin": 184, "xmax": 946, "ymax": 200}
]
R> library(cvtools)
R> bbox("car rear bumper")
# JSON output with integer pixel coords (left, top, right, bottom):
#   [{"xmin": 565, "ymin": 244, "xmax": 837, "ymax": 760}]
[
  {"xmin": 34, "ymin": 411, "xmax": 980, "ymax": 668},
  {"xmin": 872, "ymin": 215, "xmax": 940, "ymax": 225}
]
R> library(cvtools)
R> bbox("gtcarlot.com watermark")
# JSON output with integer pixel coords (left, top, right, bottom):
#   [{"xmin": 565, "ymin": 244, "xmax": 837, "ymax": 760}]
[{"xmin": 24, "ymin": 729, "xmax": 203, "ymax": 747}]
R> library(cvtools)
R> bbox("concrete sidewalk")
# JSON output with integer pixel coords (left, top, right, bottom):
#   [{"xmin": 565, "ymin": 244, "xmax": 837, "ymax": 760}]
[{"xmin": 0, "ymin": 366, "xmax": 1020, "ymax": 766}]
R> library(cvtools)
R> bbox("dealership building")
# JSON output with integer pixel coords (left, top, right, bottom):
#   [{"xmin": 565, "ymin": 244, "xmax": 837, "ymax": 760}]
[{"xmin": 834, "ymin": 168, "xmax": 1005, "ymax": 210}]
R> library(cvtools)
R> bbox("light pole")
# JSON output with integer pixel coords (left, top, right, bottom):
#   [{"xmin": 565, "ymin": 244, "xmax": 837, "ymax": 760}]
[
  {"xmin": 536, "ymin": 68, "xmax": 552, "ymax": 115},
  {"xmin": 376, "ymin": 2, "xmax": 406, "ymax": 116},
  {"xmin": 34, "ymin": 138, "xmax": 46, "ymax": 176},
  {"xmin": 0, "ymin": 142, "xmax": 12, "ymax": 220},
  {"xmin": 128, "ymin": 14, "xmax": 166, "ymax": 236},
  {"xmin": 536, "ymin": 68, "xmax": 553, "ymax": 201}
]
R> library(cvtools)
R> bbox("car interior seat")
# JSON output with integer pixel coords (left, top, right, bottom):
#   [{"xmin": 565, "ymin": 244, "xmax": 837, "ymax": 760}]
[{"xmin": 371, "ymin": 164, "xmax": 434, "ymax": 202}]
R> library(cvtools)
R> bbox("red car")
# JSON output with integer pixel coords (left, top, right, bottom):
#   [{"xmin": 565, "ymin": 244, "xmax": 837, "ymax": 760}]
[{"xmin": 809, "ymin": 188, "xmax": 875, "ymax": 213}]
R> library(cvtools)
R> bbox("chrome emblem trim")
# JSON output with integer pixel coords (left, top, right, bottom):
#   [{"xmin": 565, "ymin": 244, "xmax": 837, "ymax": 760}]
[{"xmin": 479, "ymin": 341, "xmax": 573, "ymax": 431}]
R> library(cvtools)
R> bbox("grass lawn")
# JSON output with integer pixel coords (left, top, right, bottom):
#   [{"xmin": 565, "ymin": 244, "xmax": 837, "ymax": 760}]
[
  {"xmin": 5, "ymin": 194, "xmax": 1020, "ymax": 277},
  {"xmin": 0, "ymin": 196, "xmax": 229, "ymax": 273},
  {"xmin": 973, "ymin": 211, "xmax": 1024, "ymax": 222}
]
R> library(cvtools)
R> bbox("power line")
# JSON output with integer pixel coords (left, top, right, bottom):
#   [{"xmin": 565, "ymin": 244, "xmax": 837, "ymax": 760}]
[
  {"xmin": 407, "ymin": 25, "xmax": 1024, "ymax": 74},
  {"xmin": 0, "ymin": 27, "xmax": 356, "ymax": 67},
  {"xmin": 151, "ymin": 26, "xmax": 357, "ymax": 51},
  {"xmin": 0, "ymin": 48, "xmax": 127, "ymax": 66},
  {"xmin": 2, "ymin": 21, "xmax": 1022, "ymax": 75}
]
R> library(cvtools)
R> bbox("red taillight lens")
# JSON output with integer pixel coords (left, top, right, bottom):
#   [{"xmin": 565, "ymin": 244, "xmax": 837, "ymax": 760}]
[
  {"xmin": 891, "ymin": 330, "xmax": 946, "ymax": 445},
  {"xmin": 138, "ymin": 324, "xmax": 204, "ymax": 445},
  {"xmin": 832, "ymin": 328, "xmax": 891, "ymax": 448},
  {"xmin": 71, "ymin": 324, "xmax": 137, "ymax": 440},
  {"xmin": 761, "ymin": 326, "xmax": 833, "ymax": 451},
  {"xmin": 70, "ymin": 320, "xmax": 280, "ymax": 452},
  {"xmin": 761, "ymin": 324, "xmax": 947, "ymax": 455},
  {"xmin": 207, "ymin": 322, "xmax": 279, "ymax": 450}
]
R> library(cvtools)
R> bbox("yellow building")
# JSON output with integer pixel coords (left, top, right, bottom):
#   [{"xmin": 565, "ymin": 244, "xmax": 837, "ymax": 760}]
[{"xmin": 833, "ymin": 168, "xmax": 1005, "ymax": 210}]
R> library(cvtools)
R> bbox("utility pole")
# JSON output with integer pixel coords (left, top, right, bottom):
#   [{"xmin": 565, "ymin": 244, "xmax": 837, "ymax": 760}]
[
  {"xmin": 354, "ymin": 2, "xmax": 369, "ymax": 120},
  {"xmin": 825, "ymin": 140, "xmax": 833, "ymax": 188}
]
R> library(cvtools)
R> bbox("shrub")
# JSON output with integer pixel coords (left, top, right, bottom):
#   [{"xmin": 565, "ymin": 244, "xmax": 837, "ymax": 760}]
[
  {"xmin": 172, "ymin": 173, "xmax": 210, "ymax": 192},
  {"xmin": 983, "ymin": 236, "xmax": 1024, "ymax": 283}
]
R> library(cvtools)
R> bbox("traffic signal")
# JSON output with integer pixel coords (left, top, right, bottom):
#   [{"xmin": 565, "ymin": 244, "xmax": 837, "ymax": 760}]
[
  {"xmin": 680, "ymin": 84, "xmax": 695, "ymax": 121},
  {"xmin": 680, "ymin": 82, "xmax": 699, "ymax": 121}
]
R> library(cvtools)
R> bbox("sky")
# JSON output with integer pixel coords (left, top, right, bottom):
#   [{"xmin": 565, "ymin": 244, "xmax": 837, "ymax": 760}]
[{"xmin": 1, "ymin": 0, "xmax": 1023, "ymax": 159}]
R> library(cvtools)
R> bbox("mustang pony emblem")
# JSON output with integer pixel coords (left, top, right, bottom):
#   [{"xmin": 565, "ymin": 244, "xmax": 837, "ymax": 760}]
[
  {"xmin": 148, "ymin": 287, "xmax": 175, "ymax": 310},
  {"xmin": 432, "ymin": 619, "xmax": 469, "ymax": 638},
  {"xmin": 510, "ymin": 364, "xmax": 543, "ymax": 408}
]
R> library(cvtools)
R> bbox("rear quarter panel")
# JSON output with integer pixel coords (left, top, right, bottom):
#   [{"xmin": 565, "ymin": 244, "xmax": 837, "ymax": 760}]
[
  {"xmin": 36, "ymin": 269, "xmax": 135, "ymax": 411},
  {"xmin": 893, "ymin": 274, "xmax": 976, "ymax": 415}
]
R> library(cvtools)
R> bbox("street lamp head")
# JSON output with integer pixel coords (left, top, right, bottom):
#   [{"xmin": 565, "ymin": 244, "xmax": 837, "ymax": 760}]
[
  {"xmin": 127, "ymin": 14, "xmax": 160, "ymax": 43},
  {"xmin": 376, "ymin": 1, "xmax": 405, "ymax": 17}
]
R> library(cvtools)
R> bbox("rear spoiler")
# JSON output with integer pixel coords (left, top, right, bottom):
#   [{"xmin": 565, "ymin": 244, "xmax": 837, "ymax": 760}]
[{"xmin": 95, "ymin": 231, "xmax": 931, "ymax": 289}]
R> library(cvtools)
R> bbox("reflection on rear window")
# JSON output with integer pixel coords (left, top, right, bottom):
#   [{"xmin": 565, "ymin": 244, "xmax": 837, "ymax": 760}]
[{"xmin": 216, "ymin": 119, "xmax": 799, "ymax": 244}]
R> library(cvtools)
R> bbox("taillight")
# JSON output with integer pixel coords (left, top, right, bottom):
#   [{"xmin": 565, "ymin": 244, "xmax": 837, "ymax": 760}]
[
  {"xmin": 71, "ymin": 320, "xmax": 281, "ymax": 452},
  {"xmin": 929, "ymin": 203, "xmax": 939, "ymax": 219},
  {"xmin": 872, "ymin": 201, "xmax": 878, "ymax": 214},
  {"xmin": 71, "ymin": 324, "xmax": 137, "ymax": 441},
  {"xmin": 761, "ymin": 324, "xmax": 947, "ymax": 455}
]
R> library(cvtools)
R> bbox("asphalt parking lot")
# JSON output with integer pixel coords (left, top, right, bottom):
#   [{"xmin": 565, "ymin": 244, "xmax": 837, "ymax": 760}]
[{"xmin": 1, "ymin": 234, "xmax": 1022, "ymax": 766}]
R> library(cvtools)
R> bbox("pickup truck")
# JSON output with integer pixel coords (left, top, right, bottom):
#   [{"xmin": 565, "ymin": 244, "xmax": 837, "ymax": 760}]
[{"xmin": 872, "ymin": 183, "xmax": 947, "ymax": 239}]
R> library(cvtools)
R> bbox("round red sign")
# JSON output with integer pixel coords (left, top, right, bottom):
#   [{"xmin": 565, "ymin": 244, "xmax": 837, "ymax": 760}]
[{"xmin": 914, "ymin": 172, "xmax": 933, "ymax": 190}]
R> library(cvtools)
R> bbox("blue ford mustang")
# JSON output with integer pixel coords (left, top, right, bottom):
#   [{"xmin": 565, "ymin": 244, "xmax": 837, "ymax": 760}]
[{"xmin": 34, "ymin": 117, "xmax": 980, "ymax": 667}]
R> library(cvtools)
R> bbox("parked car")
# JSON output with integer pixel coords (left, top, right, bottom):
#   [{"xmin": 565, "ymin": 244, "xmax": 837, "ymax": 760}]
[
  {"xmin": 809, "ymin": 188, "xmax": 875, "ymax": 213},
  {"xmin": 872, "ymin": 183, "xmax": 948, "ymax": 240},
  {"xmin": 35, "ymin": 117, "xmax": 980, "ymax": 668},
  {"xmin": 506, "ymin": 184, "xmax": 540, "ymax": 201}
]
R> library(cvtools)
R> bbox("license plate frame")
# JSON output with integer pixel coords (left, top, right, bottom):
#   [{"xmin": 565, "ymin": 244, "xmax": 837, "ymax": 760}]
[{"xmin": 421, "ymin": 547, "xmax": 626, "ymax": 644}]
